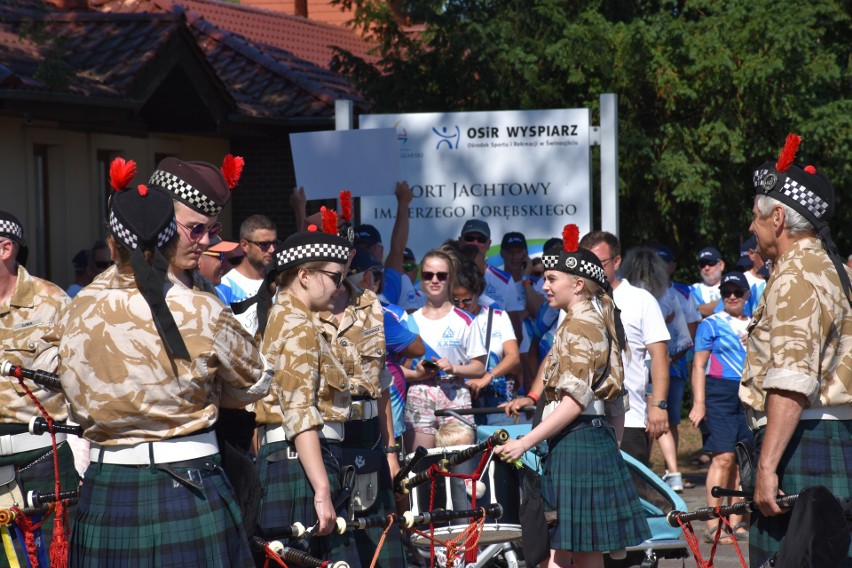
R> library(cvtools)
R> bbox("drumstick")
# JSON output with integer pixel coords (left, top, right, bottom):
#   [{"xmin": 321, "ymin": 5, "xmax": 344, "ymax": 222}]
[
  {"xmin": 399, "ymin": 430, "xmax": 509, "ymax": 492},
  {"xmin": 0, "ymin": 361, "xmax": 62, "ymax": 390}
]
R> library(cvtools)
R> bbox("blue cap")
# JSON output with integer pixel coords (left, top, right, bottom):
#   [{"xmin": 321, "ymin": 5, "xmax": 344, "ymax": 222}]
[
  {"xmin": 501, "ymin": 232, "xmax": 527, "ymax": 250},
  {"xmin": 403, "ymin": 247, "xmax": 416, "ymax": 260},
  {"xmin": 697, "ymin": 247, "xmax": 722, "ymax": 264},
  {"xmin": 740, "ymin": 235, "xmax": 757, "ymax": 257},
  {"xmin": 720, "ymin": 271, "xmax": 749, "ymax": 290},
  {"xmin": 354, "ymin": 224, "xmax": 382, "ymax": 246},
  {"xmin": 348, "ymin": 250, "xmax": 383, "ymax": 275},
  {"xmin": 655, "ymin": 245, "xmax": 675, "ymax": 263},
  {"xmin": 460, "ymin": 219, "xmax": 491, "ymax": 239}
]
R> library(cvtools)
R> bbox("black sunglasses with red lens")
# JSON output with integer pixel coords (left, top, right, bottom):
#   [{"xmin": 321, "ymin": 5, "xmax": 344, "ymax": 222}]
[{"xmin": 422, "ymin": 271, "xmax": 449, "ymax": 282}]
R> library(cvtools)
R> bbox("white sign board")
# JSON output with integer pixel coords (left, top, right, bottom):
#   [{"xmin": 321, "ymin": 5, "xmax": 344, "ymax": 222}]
[
  {"xmin": 289, "ymin": 128, "xmax": 401, "ymax": 200},
  {"xmin": 359, "ymin": 109, "xmax": 591, "ymax": 261}
]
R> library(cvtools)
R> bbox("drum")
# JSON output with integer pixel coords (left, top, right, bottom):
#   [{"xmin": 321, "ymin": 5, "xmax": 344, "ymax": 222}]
[{"xmin": 405, "ymin": 445, "xmax": 522, "ymax": 546}]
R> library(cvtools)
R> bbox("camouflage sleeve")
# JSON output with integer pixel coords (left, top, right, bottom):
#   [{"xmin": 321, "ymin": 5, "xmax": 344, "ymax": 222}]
[
  {"xmin": 761, "ymin": 271, "xmax": 821, "ymax": 402},
  {"xmin": 270, "ymin": 322, "xmax": 324, "ymax": 438},
  {"xmin": 548, "ymin": 326, "xmax": 596, "ymax": 409},
  {"xmin": 211, "ymin": 308, "xmax": 272, "ymax": 404}
]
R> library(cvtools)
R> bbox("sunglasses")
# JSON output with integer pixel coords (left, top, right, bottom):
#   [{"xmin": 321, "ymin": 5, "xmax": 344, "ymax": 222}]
[
  {"xmin": 177, "ymin": 220, "xmax": 222, "ymax": 242},
  {"xmin": 368, "ymin": 268, "xmax": 383, "ymax": 280},
  {"xmin": 202, "ymin": 251, "xmax": 225, "ymax": 262},
  {"xmin": 94, "ymin": 260, "xmax": 113, "ymax": 269},
  {"xmin": 452, "ymin": 297, "xmax": 474, "ymax": 307},
  {"xmin": 699, "ymin": 260, "xmax": 720, "ymax": 268},
  {"xmin": 422, "ymin": 271, "xmax": 449, "ymax": 282},
  {"xmin": 720, "ymin": 288, "xmax": 746, "ymax": 298},
  {"xmin": 463, "ymin": 235, "xmax": 488, "ymax": 244},
  {"xmin": 315, "ymin": 269, "xmax": 345, "ymax": 288},
  {"xmin": 248, "ymin": 240, "xmax": 276, "ymax": 252},
  {"xmin": 402, "ymin": 263, "xmax": 417, "ymax": 272}
]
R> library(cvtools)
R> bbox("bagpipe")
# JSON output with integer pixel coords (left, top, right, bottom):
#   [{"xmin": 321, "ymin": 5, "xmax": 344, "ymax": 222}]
[
  {"xmin": 667, "ymin": 486, "xmax": 852, "ymax": 568},
  {"xmin": 0, "ymin": 360, "xmax": 79, "ymax": 568}
]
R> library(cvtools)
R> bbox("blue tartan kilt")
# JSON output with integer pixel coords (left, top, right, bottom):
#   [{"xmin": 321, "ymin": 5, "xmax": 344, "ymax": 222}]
[
  {"xmin": 542, "ymin": 420, "xmax": 651, "ymax": 552},
  {"xmin": 256, "ymin": 440, "xmax": 352, "ymax": 564},
  {"xmin": 749, "ymin": 419, "xmax": 852, "ymax": 568},
  {"xmin": 69, "ymin": 453, "xmax": 253, "ymax": 568}
]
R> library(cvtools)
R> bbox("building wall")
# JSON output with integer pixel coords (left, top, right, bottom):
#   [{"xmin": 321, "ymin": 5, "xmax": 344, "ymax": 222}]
[{"xmin": 0, "ymin": 116, "xmax": 229, "ymax": 287}]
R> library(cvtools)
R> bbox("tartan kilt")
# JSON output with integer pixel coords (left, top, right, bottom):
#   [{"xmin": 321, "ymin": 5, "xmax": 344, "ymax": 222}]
[
  {"xmin": 68, "ymin": 453, "xmax": 252, "ymax": 568},
  {"xmin": 256, "ymin": 440, "xmax": 351, "ymax": 564},
  {"xmin": 342, "ymin": 419, "xmax": 406, "ymax": 568},
  {"xmin": 542, "ymin": 421, "xmax": 650, "ymax": 552},
  {"xmin": 0, "ymin": 442, "xmax": 78, "ymax": 568},
  {"xmin": 749, "ymin": 419, "xmax": 852, "ymax": 568}
]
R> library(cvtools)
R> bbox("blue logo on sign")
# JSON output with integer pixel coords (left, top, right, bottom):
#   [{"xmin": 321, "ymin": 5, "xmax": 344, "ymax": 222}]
[{"xmin": 432, "ymin": 125, "xmax": 460, "ymax": 150}]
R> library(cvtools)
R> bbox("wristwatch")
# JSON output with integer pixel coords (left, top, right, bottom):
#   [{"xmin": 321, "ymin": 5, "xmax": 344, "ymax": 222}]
[{"xmin": 652, "ymin": 400, "xmax": 668, "ymax": 409}]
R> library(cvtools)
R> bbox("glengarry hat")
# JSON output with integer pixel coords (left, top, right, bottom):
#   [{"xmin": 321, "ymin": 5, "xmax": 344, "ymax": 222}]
[
  {"xmin": 753, "ymin": 133, "xmax": 850, "ymax": 305},
  {"xmin": 541, "ymin": 224, "xmax": 608, "ymax": 290},
  {"xmin": 108, "ymin": 157, "xmax": 188, "ymax": 359},
  {"xmin": 0, "ymin": 210, "xmax": 28, "ymax": 266},
  {"xmin": 148, "ymin": 154, "xmax": 244, "ymax": 216}
]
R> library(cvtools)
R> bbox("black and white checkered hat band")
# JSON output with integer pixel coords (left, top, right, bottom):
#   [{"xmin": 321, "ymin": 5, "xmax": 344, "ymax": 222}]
[
  {"xmin": 275, "ymin": 242, "xmax": 351, "ymax": 268},
  {"xmin": 753, "ymin": 168, "xmax": 829, "ymax": 220},
  {"xmin": 542, "ymin": 253, "xmax": 607, "ymax": 286},
  {"xmin": 109, "ymin": 210, "xmax": 176, "ymax": 250},
  {"xmin": 149, "ymin": 169, "xmax": 222, "ymax": 216},
  {"xmin": 0, "ymin": 219, "xmax": 24, "ymax": 240}
]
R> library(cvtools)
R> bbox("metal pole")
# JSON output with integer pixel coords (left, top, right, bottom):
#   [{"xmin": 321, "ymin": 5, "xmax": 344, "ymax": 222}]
[
  {"xmin": 335, "ymin": 100, "xmax": 354, "ymax": 131},
  {"xmin": 599, "ymin": 93, "xmax": 619, "ymax": 236}
]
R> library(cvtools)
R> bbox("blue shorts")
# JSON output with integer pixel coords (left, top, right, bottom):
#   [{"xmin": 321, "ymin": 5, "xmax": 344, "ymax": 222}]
[
  {"xmin": 700, "ymin": 377, "xmax": 752, "ymax": 453},
  {"xmin": 666, "ymin": 357, "xmax": 690, "ymax": 425}
]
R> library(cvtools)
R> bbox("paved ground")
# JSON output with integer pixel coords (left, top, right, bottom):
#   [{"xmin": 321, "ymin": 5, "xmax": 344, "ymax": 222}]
[{"xmin": 654, "ymin": 471, "xmax": 751, "ymax": 568}]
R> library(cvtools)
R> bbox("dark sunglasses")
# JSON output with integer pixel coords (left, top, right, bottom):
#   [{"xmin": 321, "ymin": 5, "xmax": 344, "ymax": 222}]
[
  {"xmin": 698, "ymin": 260, "xmax": 719, "ymax": 268},
  {"xmin": 453, "ymin": 297, "xmax": 474, "ymax": 306},
  {"xmin": 202, "ymin": 251, "xmax": 225, "ymax": 262},
  {"xmin": 422, "ymin": 271, "xmax": 449, "ymax": 282},
  {"xmin": 315, "ymin": 269, "xmax": 345, "ymax": 288},
  {"xmin": 402, "ymin": 263, "xmax": 417, "ymax": 272},
  {"xmin": 177, "ymin": 220, "xmax": 222, "ymax": 242},
  {"xmin": 368, "ymin": 268, "xmax": 383, "ymax": 280},
  {"xmin": 720, "ymin": 288, "xmax": 746, "ymax": 298},
  {"xmin": 463, "ymin": 235, "xmax": 488, "ymax": 244},
  {"xmin": 248, "ymin": 240, "xmax": 276, "ymax": 252},
  {"xmin": 94, "ymin": 260, "xmax": 113, "ymax": 269}
]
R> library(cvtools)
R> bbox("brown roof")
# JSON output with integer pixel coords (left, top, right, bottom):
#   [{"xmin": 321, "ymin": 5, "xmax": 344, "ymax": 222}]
[{"xmin": 0, "ymin": 0, "xmax": 368, "ymax": 125}]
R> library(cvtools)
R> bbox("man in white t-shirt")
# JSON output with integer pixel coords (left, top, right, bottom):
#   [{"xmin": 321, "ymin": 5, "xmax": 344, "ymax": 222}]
[
  {"xmin": 580, "ymin": 231, "xmax": 671, "ymax": 466},
  {"xmin": 691, "ymin": 246, "xmax": 725, "ymax": 317},
  {"xmin": 217, "ymin": 214, "xmax": 277, "ymax": 335}
]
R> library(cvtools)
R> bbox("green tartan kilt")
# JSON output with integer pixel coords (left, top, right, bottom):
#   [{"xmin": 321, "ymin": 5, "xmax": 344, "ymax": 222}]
[
  {"xmin": 0, "ymin": 442, "xmax": 78, "ymax": 568},
  {"xmin": 749, "ymin": 419, "xmax": 852, "ymax": 568},
  {"xmin": 69, "ymin": 453, "xmax": 253, "ymax": 568},
  {"xmin": 256, "ymin": 440, "xmax": 352, "ymax": 565},
  {"xmin": 542, "ymin": 420, "xmax": 651, "ymax": 552},
  {"xmin": 342, "ymin": 419, "xmax": 406, "ymax": 568}
]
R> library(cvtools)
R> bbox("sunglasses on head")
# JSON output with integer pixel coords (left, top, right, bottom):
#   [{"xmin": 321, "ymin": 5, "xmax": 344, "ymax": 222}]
[
  {"xmin": 463, "ymin": 234, "xmax": 488, "ymax": 244},
  {"xmin": 699, "ymin": 260, "xmax": 719, "ymax": 268},
  {"xmin": 422, "ymin": 271, "xmax": 449, "ymax": 282},
  {"xmin": 402, "ymin": 263, "xmax": 417, "ymax": 272},
  {"xmin": 720, "ymin": 288, "xmax": 746, "ymax": 298},
  {"xmin": 452, "ymin": 297, "xmax": 474, "ymax": 307},
  {"xmin": 177, "ymin": 220, "xmax": 222, "ymax": 242},
  {"xmin": 248, "ymin": 240, "xmax": 276, "ymax": 252}
]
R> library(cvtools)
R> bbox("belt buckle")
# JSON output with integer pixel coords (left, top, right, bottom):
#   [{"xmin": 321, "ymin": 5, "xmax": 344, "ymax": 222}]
[
  {"xmin": 187, "ymin": 468, "xmax": 204, "ymax": 487},
  {"xmin": 287, "ymin": 446, "xmax": 298, "ymax": 460},
  {"xmin": 351, "ymin": 402, "xmax": 363, "ymax": 421}
]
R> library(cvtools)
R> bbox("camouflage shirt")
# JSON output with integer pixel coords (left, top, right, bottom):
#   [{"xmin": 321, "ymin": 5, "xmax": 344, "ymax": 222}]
[
  {"xmin": 37, "ymin": 269, "xmax": 270, "ymax": 445},
  {"xmin": 317, "ymin": 285, "xmax": 388, "ymax": 399},
  {"xmin": 740, "ymin": 237, "xmax": 852, "ymax": 411},
  {"xmin": 543, "ymin": 300, "xmax": 624, "ymax": 408},
  {"xmin": 0, "ymin": 265, "xmax": 70, "ymax": 423},
  {"xmin": 256, "ymin": 292, "xmax": 351, "ymax": 437}
]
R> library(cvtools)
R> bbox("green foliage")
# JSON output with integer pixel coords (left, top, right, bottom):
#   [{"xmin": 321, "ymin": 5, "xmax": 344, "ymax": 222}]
[{"xmin": 331, "ymin": 0, "xmax": 852, "ymax": 264}]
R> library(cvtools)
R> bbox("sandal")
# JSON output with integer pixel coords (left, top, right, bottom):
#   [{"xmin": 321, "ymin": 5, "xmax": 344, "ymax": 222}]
[
  {"xmin": 731, "ymin": 522, "xmax": 749, "ymax": 539},
  {"xmin": 703, "ymin": 524, "xmax": 733, "ymax": 545},
  {"xmin": 683, "ymin": 479, "xmax": 696, "ymax": 490}
]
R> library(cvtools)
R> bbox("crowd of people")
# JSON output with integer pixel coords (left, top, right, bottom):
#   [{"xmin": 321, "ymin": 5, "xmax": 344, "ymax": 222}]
[{"xmin": 0, "ymin": 132, "xmax": 849, "ymax": 568}]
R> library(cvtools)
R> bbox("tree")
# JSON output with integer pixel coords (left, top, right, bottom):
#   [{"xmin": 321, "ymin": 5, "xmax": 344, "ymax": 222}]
[{"xmin": 331, "ymin": 0, "xmax": 852, "ymax": 266}]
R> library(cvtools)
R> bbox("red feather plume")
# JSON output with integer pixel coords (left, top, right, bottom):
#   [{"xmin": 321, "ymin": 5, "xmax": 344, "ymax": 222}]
[
  {"xmin": 321, "ymin": 206, "xmax": 338, "ymax": 235},
  {"xmin": 339, "ymin": 190, "xmax": 353, "ymax": 222},
  {"xmin": 775, "ymin": 133, "xmax": 801, "ymax": 173},
  {"xmin": 562, "ymin": 224, "xmax": 580, "ymax": 253},
  {"xmin": 221, "ymin": 154, "xmax": 245, "ymax": 189},
  {"xmin": 109, "ymin": 157, "xmax": 137, "ymax": 192}
]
